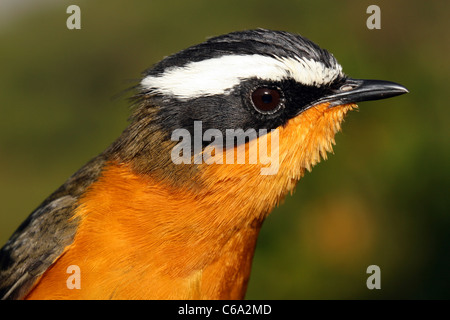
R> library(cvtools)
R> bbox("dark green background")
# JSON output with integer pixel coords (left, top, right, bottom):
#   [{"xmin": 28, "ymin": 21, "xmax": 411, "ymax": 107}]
[{"xmin": 0, "ymin": 0, "xmax": 448, "ymax": 299}]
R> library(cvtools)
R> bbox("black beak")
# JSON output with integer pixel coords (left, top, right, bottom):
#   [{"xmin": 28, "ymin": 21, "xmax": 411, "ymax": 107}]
[{"xmin": 312, "ymin": 78, "xmax": 409, "ymax": 108}]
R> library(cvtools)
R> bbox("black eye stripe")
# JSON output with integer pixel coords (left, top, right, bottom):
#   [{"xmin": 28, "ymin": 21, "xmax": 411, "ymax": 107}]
[{"xmin": 153, "ymin": 78, "xmax": 344, "ymax": 146}]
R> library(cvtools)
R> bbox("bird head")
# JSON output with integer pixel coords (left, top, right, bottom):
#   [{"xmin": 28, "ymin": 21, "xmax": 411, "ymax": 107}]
[{"xmin": 108, "ymin": 29, "xmax": 408, "ymax": 219}]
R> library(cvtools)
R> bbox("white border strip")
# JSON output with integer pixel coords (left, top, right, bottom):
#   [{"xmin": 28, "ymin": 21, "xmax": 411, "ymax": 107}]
[{"xmin": 141, "ymin": 54, "xmax": 342, "ymax": 99}]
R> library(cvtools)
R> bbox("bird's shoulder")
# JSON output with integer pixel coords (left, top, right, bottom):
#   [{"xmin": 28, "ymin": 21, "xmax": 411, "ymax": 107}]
[
  {"xmin": 0, "ymin": 196, "xmax": 78, "ymax": 299},
  {"xmin": 0, "ymin": 155, "xmax": 106, "ymax": 300}
]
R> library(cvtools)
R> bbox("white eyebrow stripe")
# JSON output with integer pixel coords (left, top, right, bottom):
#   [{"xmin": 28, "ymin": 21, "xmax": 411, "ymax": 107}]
[{"xmin": 141, "ymin": 54, "xmax": 343, "ymax": 99}]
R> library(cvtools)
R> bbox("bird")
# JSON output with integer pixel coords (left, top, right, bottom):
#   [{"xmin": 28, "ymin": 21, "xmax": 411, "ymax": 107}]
[{"xmin": 0, "ymin": 29, "xmax": 408, "ymax": 300}]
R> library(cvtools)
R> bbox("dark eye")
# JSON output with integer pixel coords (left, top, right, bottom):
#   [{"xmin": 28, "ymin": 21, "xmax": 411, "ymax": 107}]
[{"xmin": 251, "ymin": 87, "xmax": 283, "ymax": 114}]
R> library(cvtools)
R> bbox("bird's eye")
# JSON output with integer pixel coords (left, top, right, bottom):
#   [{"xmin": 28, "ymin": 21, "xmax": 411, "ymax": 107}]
[{"xmin": 251, "ymin": 87, "xmax": 283, "ymax": 114}]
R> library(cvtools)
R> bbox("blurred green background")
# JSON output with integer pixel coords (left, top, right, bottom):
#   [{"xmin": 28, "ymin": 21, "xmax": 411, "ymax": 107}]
[{"xmin": 0, "ymin": 0, "xmax": 448, "ymax": 299}]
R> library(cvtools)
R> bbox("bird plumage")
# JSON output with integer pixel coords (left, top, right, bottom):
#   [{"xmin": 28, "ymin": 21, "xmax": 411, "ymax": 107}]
[{"xmin": 0, "ymin": 29, "xmax": 407, "ymax": 299}]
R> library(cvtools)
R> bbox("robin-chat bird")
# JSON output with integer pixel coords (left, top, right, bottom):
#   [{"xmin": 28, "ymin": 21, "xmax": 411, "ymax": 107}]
[{"xmin": 0, "ymin": 29, "xmax": 408, "ymax": 299}]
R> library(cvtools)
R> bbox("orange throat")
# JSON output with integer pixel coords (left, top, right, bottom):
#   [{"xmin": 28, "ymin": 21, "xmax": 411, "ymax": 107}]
[{"xmin": 25, "ymin": 102, "xmax": 356, "ymax": 300}]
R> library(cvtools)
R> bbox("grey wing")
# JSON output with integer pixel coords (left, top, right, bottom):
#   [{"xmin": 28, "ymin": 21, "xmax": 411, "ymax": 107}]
[
  {"xmin": 0, "ymin": 154, "xmax": 106, "ymax": 300},
  {"xmin": 0, "ymin": 195, "xmax": 79, "ymax": 300}
]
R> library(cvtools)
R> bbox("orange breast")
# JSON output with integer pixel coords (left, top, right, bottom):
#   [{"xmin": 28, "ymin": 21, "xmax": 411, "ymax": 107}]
[
  {"xmin": 25, "ymin": 163, "xmax": 262, "ymax": 299},
  {"xmin": 25, "ymin": 102, "xmax": 355, "ymax": 299}
]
